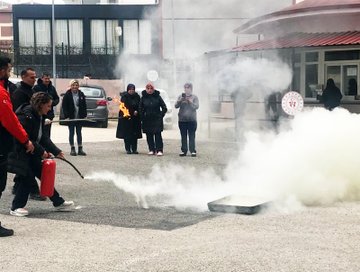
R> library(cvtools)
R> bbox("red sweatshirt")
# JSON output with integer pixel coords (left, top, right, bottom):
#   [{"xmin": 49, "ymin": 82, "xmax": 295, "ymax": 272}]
[{"xmin": 0, "ymin": 79, "xmax": 29, "ymax": 144}]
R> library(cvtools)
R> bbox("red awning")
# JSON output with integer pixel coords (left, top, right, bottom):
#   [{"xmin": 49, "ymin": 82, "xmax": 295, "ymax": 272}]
[{"xmin": 232, "ymin": 32, "xmax": 360, "ymax": 52}]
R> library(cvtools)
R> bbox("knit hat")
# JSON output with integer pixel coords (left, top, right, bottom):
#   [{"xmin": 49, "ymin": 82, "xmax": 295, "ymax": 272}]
[{"xmin": 127, "ymin": 83, "xmax": 136, "ymax": 91}]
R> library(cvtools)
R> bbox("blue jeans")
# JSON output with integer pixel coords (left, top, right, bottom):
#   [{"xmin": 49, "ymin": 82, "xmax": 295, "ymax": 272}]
[
  {"xmin": 68, "ymin": 122, "xmax": 83, "ymax": 146},
  {"xmin": 178, "ymin": 121, "xmax": 197, "ymax": 154}
]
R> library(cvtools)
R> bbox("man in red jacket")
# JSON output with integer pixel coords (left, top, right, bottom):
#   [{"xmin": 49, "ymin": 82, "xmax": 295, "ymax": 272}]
[{"xmin": 0, "ymin": 56, "xmax": 34, "ymax": 237}]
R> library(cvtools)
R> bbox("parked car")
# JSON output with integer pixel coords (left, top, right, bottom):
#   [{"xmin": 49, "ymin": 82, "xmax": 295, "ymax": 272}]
[
  {"xmin": 60, "ymin": 84, "xmax": 112, "ymax": 128},
  {"xmin": 135, "ymin": 88, "xmax": 173, "ymax": 129}
]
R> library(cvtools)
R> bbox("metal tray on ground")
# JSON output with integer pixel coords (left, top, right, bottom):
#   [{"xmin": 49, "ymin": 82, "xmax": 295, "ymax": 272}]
[{"xmin": 207, "ymin": 195, "xmax": 270, "ymax": 215}]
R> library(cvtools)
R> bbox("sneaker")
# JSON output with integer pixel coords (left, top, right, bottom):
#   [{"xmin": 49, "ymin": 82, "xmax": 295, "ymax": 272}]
[
  {"xmin": 156, "ymin": 151, "xmax": 163, "ymax": 156},
  {"xmin": 0, "ymin": 223, "xmax": 14, "ymax": 237},
  {"xmin": 126, "ymin": 150, "xmax": 132, "ymax": 154},
  {"xmin": 148, "ymin": 151, "xmax": 155, "ymax": 155},
  {"xmin": 55, "ymin": 201, "xmax": 75, "ymax": 211},
  {"xmin": 132, "ymin": 151, "xmax": 139, "ymax": 154},
  {"xmin": 10, "ymin": 208, "xmax": 29, "ymax": 217},
  {"xmin": 179, "ymin": 152, "xmax": 186, "ymax": 157},
  {"xmin": 29, "ymin": 193, "xmax": 47, "ymax": 201},
  {"xmin": 191, "ymin": 152, "xmax": 197, "ymax": 157}
]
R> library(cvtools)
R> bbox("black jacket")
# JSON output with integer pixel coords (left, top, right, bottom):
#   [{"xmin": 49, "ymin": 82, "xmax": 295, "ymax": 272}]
[
  {"xmin": 11, "ymin": 81, "xmax": 34, "ymax": 112},
  {"xmin": 33, "ymin": 78, "xmax": 59, "ymax": 120},
  {"xmin": 116, "ymin": 91, "xmax": 142, "ymax": 139},
  {"xmin": 322, "ymin": 86, "xmax": 343, "ymax": 110},
  {"xmin": 139, "ymin": 90, "xmax": 167, "ymax": 133},
  {"xmin": 61, "ymin": 89, "xmax": 87, "ymax": 120},
  {"xmin": 7, "ymin": 104, "xmax": 61, "ymax": 176}
]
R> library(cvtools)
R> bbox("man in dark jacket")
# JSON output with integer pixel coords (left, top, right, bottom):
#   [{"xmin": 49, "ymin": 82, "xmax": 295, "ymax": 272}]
[
  {"xmin": 33, "ymin": 72, "xmax": 59, "ymax": 138},
  {"xmin": 0, "ymin": 56, "xmax": 34, "ymax": 237},
  {"xmin": 11, "ymin": 68, "xmax": 36, "ymax": 111},
  {"xmin": 11, "ymin": 68, "xmax": 44, "ymax": 200}
]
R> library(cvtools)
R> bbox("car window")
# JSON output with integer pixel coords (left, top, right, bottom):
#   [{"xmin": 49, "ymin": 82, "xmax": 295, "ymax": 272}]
[{"xmin": 80, "ymin": 87, "xmax": 103, "ymax": 98}]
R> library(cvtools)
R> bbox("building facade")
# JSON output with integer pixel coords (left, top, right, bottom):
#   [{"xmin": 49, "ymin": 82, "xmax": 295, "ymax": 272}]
[
  {"xmin": 12, "ymin": 4, "xmax": 161, "ymax": 79},
  {"xmin": 206, "ymin": 0, "xmax": 360, "ymax": 115}
]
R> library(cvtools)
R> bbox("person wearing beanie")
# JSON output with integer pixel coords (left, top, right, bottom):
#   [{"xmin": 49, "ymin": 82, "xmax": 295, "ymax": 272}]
[
  {"xmin": 61, "ymin": 79, "xmax": 87, "ymax": 156},
  {"xmin": 116, "ymin": 83, "xmax": 142, "ymax": 154},
  {"xmin": 175, "ymin": 82, "xmax": 199, "ymax": 157}
]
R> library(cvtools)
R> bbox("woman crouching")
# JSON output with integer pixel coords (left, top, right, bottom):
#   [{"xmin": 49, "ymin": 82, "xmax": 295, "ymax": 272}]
[{"xmin": 8, "ymin": 92, "xmax": 74, "ymax": 216}]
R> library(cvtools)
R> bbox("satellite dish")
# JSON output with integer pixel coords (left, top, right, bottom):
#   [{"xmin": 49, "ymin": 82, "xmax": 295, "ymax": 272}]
[{"xmin": 147, "ymin": 70, "xmax": 159, "ymax": 81}]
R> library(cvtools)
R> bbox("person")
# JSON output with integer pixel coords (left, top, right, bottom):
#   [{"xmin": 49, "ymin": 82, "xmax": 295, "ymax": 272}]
[
  {"xmin": 61, "ymin": 79, "xmax": 87, "ymax": 156},
  {"xmin": 0, "ymin": 56, "xmax": 34, "ymax": 236},
  {"xmin": 33, "ymin": 72, "xmax": 59, "ymax": 138},
  {"xmin": 348, "ymin": 78, "xmax": 358, "ymax": 96},
  {"xmin": 8, "ymin": 92, "xmax": 74, "ymax": 217},
  {"xmin": 175, "ymin": 83, "xmax": 199, "ymax": 157},
  {"xmin": 11, "ymin": 67, "xmax": 44, "ymax": 201},
  {"xmin": 116, "ymin": 83, "xmax": 142, "ymax": 154},
  {"xmin": 11, "ymin": 68, "xmax": 37, "ymax": 111},
  {"xmin": 139, "ymin": 82, "xmax": 167, "ymax": 156},
  {"xmin": 322, "ymin": 78, "xmax": 343, "ymax": 110}
]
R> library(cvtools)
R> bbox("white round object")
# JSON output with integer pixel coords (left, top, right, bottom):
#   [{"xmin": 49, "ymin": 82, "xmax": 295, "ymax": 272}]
[
  {"xmin": 281, "ymin": 91, "xmax": 304, "ymax": 116},
  {"xmin": 147, "ymin": 70, "xmax": 159, "ymax": 81}
]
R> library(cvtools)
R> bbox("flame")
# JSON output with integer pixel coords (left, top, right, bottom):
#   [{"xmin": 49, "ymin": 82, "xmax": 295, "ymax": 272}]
[{"xmin": 119, "ymin": 102, "xmax": 130, "ymax": 118}]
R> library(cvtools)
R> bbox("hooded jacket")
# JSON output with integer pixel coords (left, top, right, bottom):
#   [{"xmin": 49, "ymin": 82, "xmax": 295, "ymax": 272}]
[
  {"xmin": 139, "ymin": 90, "xmax": 167, "ymax": 133},
  {"xmin": 7, "ymin": 104, "xmax": 61, "ymax": 176}
]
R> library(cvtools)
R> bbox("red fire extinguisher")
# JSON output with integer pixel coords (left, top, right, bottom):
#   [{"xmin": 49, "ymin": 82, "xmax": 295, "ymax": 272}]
[{"xmin": 40, "ymin": 159, "xmax": 56, "ymax": 197}]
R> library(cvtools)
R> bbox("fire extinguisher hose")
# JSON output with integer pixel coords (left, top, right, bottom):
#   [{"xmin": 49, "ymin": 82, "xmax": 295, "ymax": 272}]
[{"xmin": 55, "ymin": 157, "xmax": 84, "ymax": 179}]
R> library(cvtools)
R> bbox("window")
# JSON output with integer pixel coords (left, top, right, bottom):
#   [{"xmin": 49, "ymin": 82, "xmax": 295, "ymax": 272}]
[
  {"xmin": 305, "ymin": 64, "xmax": 318, "ymax": 98},
  {"xmin": 35, "ymin": 20, "xmax": 51, "ymax": 54},
  {"xmin": 18, "ymin": 19, "xmax": 51, "ymax": 55},
  {"xmin": 123, "ymin": 19, "xmax": 151, "ymax": 54},
  {"xmin": 91, "ymin": 19, "xmax": 120, "ymax": 54},
  {"xmin": 19, "ymin": 19, "xmax": 35, "ymax": 54},
  {"xmin": 55, "ymin": 19, "xmax": 83, "ymax": 54},
  {"xmin": 325, "ymin": 50, "xmax": 360, "ymax": 61},
  {"xmin": 305, "ymin": 52, "xmax": 318, "ymax": 62}
]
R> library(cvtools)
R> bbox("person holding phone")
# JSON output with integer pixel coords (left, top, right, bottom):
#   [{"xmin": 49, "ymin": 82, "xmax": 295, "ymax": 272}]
[{"xmin": 175, "ymin": 83, "xmax": 199, "ymax": 157}]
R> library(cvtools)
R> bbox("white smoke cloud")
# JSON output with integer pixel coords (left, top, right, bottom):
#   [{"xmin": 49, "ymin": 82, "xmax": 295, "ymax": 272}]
[{"xmin": 87, "ymin": 107, "xmax": 360, "ymax": 213}]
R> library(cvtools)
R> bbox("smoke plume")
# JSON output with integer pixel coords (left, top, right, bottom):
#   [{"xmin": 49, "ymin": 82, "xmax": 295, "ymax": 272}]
[{"xmin": 87, "ymin": 107, "xmax": 360, "ymax": 213}]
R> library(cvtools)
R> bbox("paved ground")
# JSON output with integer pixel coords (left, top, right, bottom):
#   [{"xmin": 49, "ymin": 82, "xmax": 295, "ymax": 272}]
[{"xmin": 0, "ymin": 121, "xmax": 359, "ymax": 272}]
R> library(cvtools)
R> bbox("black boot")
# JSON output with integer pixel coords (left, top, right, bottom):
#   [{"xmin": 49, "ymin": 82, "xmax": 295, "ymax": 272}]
[
  {"xmin": 0, "ymin": 223, "xmax": 14, "ymax": 237},
  {"xmin": 78, "ymin": 146, "xmax": 86, "ymax": 156},
  {"xmin": 70, "ymin": 146, "xmax": 77, "ymax": 156}
]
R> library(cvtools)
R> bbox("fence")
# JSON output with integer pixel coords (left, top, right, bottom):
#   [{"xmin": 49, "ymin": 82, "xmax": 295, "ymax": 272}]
[{"xmin": 0, "ymin": 44, "xmax": 121, "ymax": 79}]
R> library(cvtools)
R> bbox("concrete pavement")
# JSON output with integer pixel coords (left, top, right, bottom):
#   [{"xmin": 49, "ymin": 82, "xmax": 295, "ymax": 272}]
[{"xmin": 0, "ymin": 121, "xmax": 359, "ymax": 272}]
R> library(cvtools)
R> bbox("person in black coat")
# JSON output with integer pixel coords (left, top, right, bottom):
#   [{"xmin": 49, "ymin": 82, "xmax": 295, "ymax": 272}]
[
  {"xmin": 139, "ymin": 82, "xmax": 167, "ymax": 156},
  {"xmin": 8, "ymin": 92, "xmax": 74, "ymax": 217},
  {"xmin": 61, "ymin": 79, "xmax": 87, "ymax": 156},
  {"xmin": 10, "ymin": 68, "xmax": 44, "ymax": 201},
  {"xmin": 116, "ymin": 83, "xmax": 142, "ymax": 154},
  {"xmin": 33, "ymin": 72, "xmax": 60, "ymax": 138},
  {"xmin": 322, "ymin": 78, "xmax": 343, "ymax": 110}
]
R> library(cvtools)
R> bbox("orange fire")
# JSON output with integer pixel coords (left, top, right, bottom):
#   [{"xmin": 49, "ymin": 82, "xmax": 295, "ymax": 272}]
[{"xmin": 119, "ymin": 102, "xmax": 130, "ymax": 118}]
